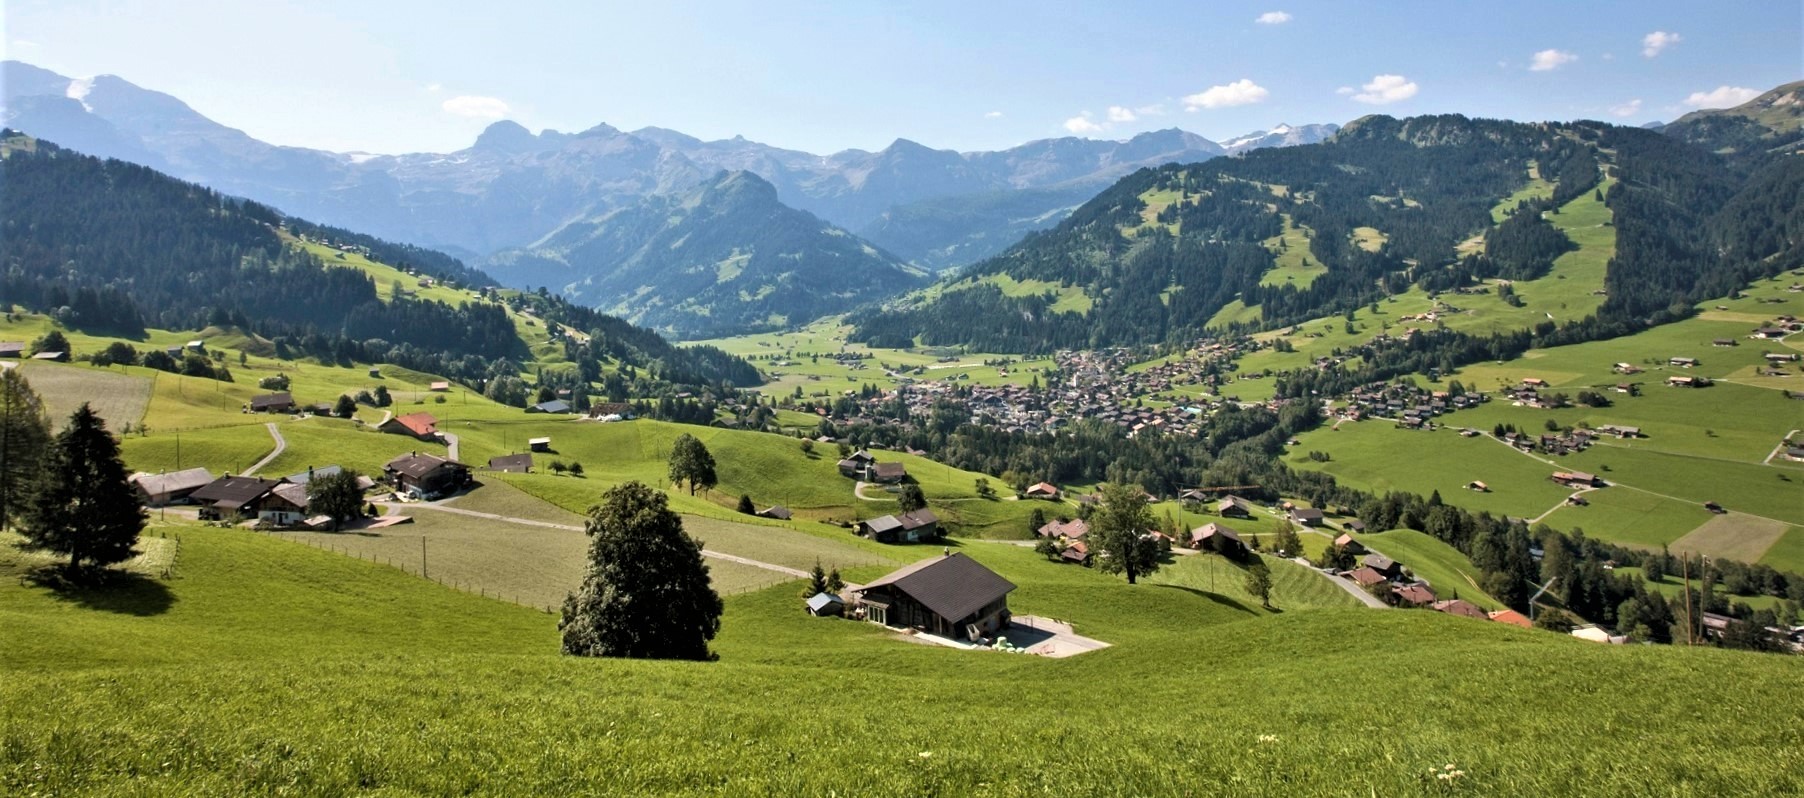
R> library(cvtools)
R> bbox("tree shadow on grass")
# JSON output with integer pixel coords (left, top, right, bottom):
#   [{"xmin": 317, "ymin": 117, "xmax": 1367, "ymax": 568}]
[
  {"xmin": 1149, "ymin": 583, "xmax": 1270, "ymax": 616},
  {"xmin": 23, "ymin": 566, "xmax": 176, "ymax": 616}
]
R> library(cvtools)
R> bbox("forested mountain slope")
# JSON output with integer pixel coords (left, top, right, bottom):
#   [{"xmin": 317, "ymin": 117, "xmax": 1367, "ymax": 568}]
[
  {"xmin": 852, "ymin": 112, "xmax": 1801, "ymax": 354},
  {"xmin": 0, "ymin": 131, "xmax": 758, "ymax": 389}
]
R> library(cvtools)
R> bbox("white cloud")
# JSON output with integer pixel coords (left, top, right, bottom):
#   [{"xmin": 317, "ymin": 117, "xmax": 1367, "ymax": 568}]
[
  {"xmin": 1255, "ymin": 11, "xmax": 1292, "ymax": 24},
  {"xmin": 441, "ymin": 95, "xmax": 510, "ymax": 119},
  {"xmin": 984, "ymin": 110, "xmax": 1003, "ymax": 119},
  {"xmin": 1682, "ymin": 85, "xmax": 1760, "ymax": 109},
  {"xmin": 1063, "ymin": 113, "xmax": 1105, "ymax": 135},
  {"xmin": 1609, "ymin": 99, "xmax": 1642, "ymax": 118},
  {"xmin": 1183, "ymin": 79, "xmax": 1269, "ymax": 111},
  {"xmin": 1529, "ymin": 49, "xmax": 1578, "ymax": 71},
  {"xmin": 1335, "ymin": 86, "xmax": 1355, "ymax": 95},
  {"xmin": 9, "ymin": 39, "xmax": 39, "ymax": 48},
  {"xmin": 1349, "ymin": 74, "xmax": 1419, "ymax": 105},
  {"xmin": 1642, "ymin": 31, "xmax": 1681, "ymax": 58},
  {"xmin": 424, "ymin": 83, "xmax": 443, "ymax": 94},
  {"xmin": 1107, "ymin": 105, "xmax": 1138, "ymax": 123}
]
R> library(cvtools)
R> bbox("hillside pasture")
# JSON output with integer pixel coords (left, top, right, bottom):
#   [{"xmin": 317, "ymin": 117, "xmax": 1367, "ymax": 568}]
[
  {"xmin": 1539, "ymin": 486, "xmax": 1714, "ymax": 549},
  {"xmin": 1289, "ymin": 421, "xmax": 1574, "ymax": 520},
  {"xmin": 17, "ymin": 361, "xmax": 151, "ymax": 430},
  {"xmin": 117, "ymin": 423, "xmax": 276, "ymax": 476},
  {"xmin": 1360, "ymin": 529, "xmax": 1502, "ymax": 609},
  {"xmin": 1667, "ymin": 513, "xmax": 1791, "ymax": 566}
]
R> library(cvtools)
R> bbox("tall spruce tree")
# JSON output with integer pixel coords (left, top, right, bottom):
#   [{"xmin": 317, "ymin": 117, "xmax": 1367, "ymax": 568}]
[
  {"xmin": 0, "ymin": 370, "xmax": 52, "ymax": 532},
  {"xmin": 560, "ymin": 481, "xmax": 722, "ymax": 660},
  {"xmin": 21, "ymin": 403, "xmax": 145, "ymax": 569}
]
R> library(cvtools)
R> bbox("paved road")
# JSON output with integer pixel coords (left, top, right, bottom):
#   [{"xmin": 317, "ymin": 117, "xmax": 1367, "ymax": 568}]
[
  {"xmin": 383, "ymin": 500, "xmax": 810, "ymax": 579},
  {"xmin": 241, "ymin": 422, "xmax": 286, "ymax": 476},
  {"xmin": 442, "ymin": 432, "xmax": 461, "ymax": 462},
  {"xmin": 1294, "ymin": 556, "xmax": 1389, "ymax": 609}
]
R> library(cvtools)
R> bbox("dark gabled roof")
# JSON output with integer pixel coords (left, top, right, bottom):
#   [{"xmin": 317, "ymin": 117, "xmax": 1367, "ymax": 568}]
[
  {"xmin": 530, "ymin": 399, "xmax": 572, "ymax": 413},
  {"xmin": 487, "ymin": 453, "xmax": 533, "ymax": 472},
  {"xmin": 871, "ymin": 462, "xmax": 908, "ymax": 479},
  {"xmin": 268, "ymin": 483, "xmax": 310, "ymax": 509},
  {"xmin": 859, "ymin": 553, "xmax": 1016, "ymax": 623},
  {"xmin": 1364, "ymin": 554, "xmax": 1398, "ymax": 573},
  {"xmin": 862, "ymin": 515, "xmax": 904, "ymax": 534},
  {"xmin": 190, "ymin": 475, "xmax": 283, "ymax": 508},
  {"xmin": 250, "ymin": 392, "xmax": 293, "ymax": 409},
  {"xmin": 385, "ymin": 452, "xmax": 466, "ymax": 479},
  {"xmin": 1291, "ymin": 507, "xmax": 1325, "ymax": 520},
  {"xmin": 899, "ymin": 509, "xmax": 938, "ymax": 529},
  {"xmin": 758, "ymin": 506, "xmax": 793, "ymax": 520}
]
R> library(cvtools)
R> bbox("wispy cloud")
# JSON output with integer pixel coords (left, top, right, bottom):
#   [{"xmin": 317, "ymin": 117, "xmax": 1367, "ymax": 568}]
[
  {"xmin": 424, "ymin": 83, "xmax": 443, "ymax": 94},
  {"xmin": 1609, "ymin": 99, "xmax": 1642, "ymax": 118},
  {"xmin": 1063, "ymin": 113, "xmax": 1105, "ymax": 135},
  {"xmin": 1107, "ymin": 105, "xmax": 1138, "ymax": 123},
  {"xmin": 1642, "ymin": 31, "xmax": 1681, "ymax": 58},
  {"xmin": 1255, "ymin": 11, "xmax": 1291, "ymax": 24},
  {"xmin": 984, "ymin": 110, "xmax": 1003, "ymax": 119},
  {"xmin": 441, "ymin": 95, "xmax": 511, "ymax": 119},
  {"xmin": 1529, "ymin": 49, "xmax": 1578, "ymax": 71},
  {"xmin": 1183, "ymin": 79, "xmax": 1269, "ymax": 111},
  {"xmin": 1348, "ymin": 74, "xmax": 1418, "ymax": 105},
  {"xmin": 1682, "ymin": 85, "xmax": 1759, "ymax": 109}
]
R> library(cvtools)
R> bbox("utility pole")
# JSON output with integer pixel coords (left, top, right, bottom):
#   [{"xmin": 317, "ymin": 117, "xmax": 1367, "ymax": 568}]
[
  {"xmin": 421, "ymin": 536, "xmax": 428, "ymax": 579},
  {"xmin": 1682, "ymin": 556, "xmax": 1692, "ymax": 646}
]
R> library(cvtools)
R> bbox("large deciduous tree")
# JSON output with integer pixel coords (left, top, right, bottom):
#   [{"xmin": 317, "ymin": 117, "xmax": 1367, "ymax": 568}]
[
  {"xmin": 560, "ymin": 481, "xmax": 722, "ymax": 660},
  {"xmin": 0, "ymin": 370, "xmax": 51, "ymax": 531},
  {"xmin": 306, "ymin": 469, "xmax": 366, "ymax": 530},
  {"xmin": 667, "ymin": 433, "xmax": 717, "ymax": 496},
  {"xmin": 20, "ymin": 403, "xmax": 145, "ymax": 570},
  {"xmin": 1089, "ymin": 482, "xmax": 1162, "ymax": 584},
  {"xmin": 897, "ymin": 483, "xmax": 927, "ymax": 513}
]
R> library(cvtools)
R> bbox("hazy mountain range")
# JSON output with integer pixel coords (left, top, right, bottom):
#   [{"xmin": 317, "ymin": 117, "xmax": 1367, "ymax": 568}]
[{"xmin": 0, "ymin": 59, "xmax": 1339, "ymax": 335}]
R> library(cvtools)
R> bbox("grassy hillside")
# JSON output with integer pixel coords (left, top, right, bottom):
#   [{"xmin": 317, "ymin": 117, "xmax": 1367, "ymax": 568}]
[
  {"xmin": 1360, "ymin": 529, "xmax": 1503, "ymax": 609},
  {"xmin": 3, "ymin": 525, "xmax": 1801, "ymax": 795}
]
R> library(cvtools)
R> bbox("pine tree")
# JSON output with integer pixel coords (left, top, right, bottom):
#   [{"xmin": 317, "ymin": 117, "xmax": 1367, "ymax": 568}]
[
  {"xmin": 0, "ymin": 370, "xmax": 51, "ymax": 532},
  {"xmin": 560, "ymin": 482, "xmax": 722, "ymax": 660},
  {"xmin": 736, "ymin": 494, "xmax": 755, "ymax": 514},
  {"xmin": 20, "ymin": 404, "xmax": 145, "ymax": 570},
  {"xmin": 803, "ymin": 560, "xmax": 827, "ymax": 598},
  {"xmin": 825, "ymin": 567, "xmax": 845, "ymax": 595}
]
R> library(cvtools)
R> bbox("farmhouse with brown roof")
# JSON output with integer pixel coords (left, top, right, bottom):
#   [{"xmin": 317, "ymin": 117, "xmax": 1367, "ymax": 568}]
[{"xmin": 855, "ymin": 553, "xmax": 1015, "ymax": 642}]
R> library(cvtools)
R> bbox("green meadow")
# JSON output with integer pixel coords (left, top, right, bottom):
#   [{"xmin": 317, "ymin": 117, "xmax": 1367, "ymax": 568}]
[
  {"xmin": 4, "ymin": 524, "xmax": 1802, "ymax": 795},
  {"xmin": 1360, "ymin": 529, "xmax": 1503, "ymax": 609}
]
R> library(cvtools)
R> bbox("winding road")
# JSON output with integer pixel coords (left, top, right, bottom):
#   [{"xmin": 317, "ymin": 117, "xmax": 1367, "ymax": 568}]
[{"xmin": 241, "ymin": 422, "xmax": 285, "ymax": 476}]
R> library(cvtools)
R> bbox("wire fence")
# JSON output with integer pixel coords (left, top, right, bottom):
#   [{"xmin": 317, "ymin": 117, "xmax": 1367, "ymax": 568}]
[{"xmin": 251, "ymin": 528, "xmax": 561, "ymax": 615}]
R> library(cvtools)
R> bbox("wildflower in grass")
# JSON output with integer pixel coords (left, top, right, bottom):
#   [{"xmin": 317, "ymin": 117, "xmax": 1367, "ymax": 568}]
[
  {"xmin": 918, "ymin": 751, "xmax": 933, "ymax": 759},
  {"xmin": 1257, "ymin": 734, "xmax": 1278, "ymax": 744}
]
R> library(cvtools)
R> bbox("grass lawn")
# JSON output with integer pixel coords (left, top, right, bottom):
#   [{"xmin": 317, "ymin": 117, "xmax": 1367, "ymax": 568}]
[
  {"xmin": 4, "ymin": 526, "xmax": 1804, "ymax": 794},
  {"xmin": 1540, "ymin": 486, "xmax": 1714, "ymax": 549},
  {"xmin": 1289, "ymin": 421, "xmax": 1574, "ymax": 520},
  {"xmin": 117, "ymin": 422, "xmax": 277, "ymax": 475},
  {"xmin": 1755, "ymin": 526, "xmax": 1804, "ymax": 574},
  {"xmin": 1360, "ymin": 529, "xmax": 1503, "ymax": 609}
]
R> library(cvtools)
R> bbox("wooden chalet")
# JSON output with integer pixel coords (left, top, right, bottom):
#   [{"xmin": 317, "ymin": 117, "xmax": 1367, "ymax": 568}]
[
  {"xmin": 855, "ymin": 553, "xmax": 1015, "ymax": 642},
  {"xmin": 1036, "ymin": 518, "xmax": 1090, "ymax": 540},
  {"xmin": 1432, "ymin": 599, "xmax": 1489, "ymax": 620},
  {"xmin": 757, "ymin": 506, "xmax": 793, "ymax": 521},
  {"xmin": 384, "ymin": 452, "xmax": 470, "ymax": 499},
  {"xmin": 1332, "ymin": 533, "xmax": 1365, "ymax": 554},
  {"xmin": 380, "ymin": 412, "xmax": 441, "ymax": 441},
  {"xmin": 1289, "ymin": 507, "xmax": 1325, "ymax": 527},
  {"xmin": 487, "ymin": 453, "xmax": 533, "ymax": 473},
  {"xmin": 1551, "ymin": 471, "xmax": 1601, "ymax": 488},
  {"xmin": 248, "ymin": 392, "xmax": 295, "ymax": 413},
  {"xmin": 857, "ymin": 509, "xmax": 940, "ymax": 543},
  {"xmin": 1188, "ymin": 523, "xmax": 1246, "ymax": 556},
  {"xmin": 1059, "ymin": 540, "xmax": 1092, "ymax": 565},
  {"xmin": 1363, "ymin": 554, "xmax": 1405, "ymax": 580},
  {"xmin": 1392, "ymin": 583, "xmax": 1437, "ymax": 606},
  {"xmin": 190, "ymin": 475, "xmax": 285, "ymax": 521},
  {"xmin": 869, "ymin": 461, "xmax": 909, "ymax": 484},
  {"xmin": 1216, "ymin": 495, "xmax": 1253, "ymax": 519},
  {"xmin": 1347, "ymin": 567, "xmax": 1389, "ymax": 588},
  {"xmin": 1024, "ymin": 482, "xmax": 1061, "ymax": 500},
  {"xmin": 0, "ymin": 342, "xmax": 24, "ymax": 358}
]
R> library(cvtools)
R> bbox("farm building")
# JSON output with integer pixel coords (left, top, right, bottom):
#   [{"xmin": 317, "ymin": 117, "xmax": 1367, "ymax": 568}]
[
  {"xmin": 1464, "ymin": 480, "xmax": 1489, "ymax": 492},
  {"xmin": 1059, "ymin": 540, "xmax": 1092, "ymax": 565},
  {"xmin": 487, "ymin": 453, "xmax": 533, "ymax": 473},
  {"xmin": 527, "ymin": 400, "xmax": 572, "ymax": 414},
  {"xmin": 529, "ymin": 437, "xmax": 552, "ymax": 452},
  {"xmin": 1332, "ymin": 533, "xmax": 1366, "ymax": 554},
  {"xmin": 1489, "ymin": 609, "xmax": 1533, "ymax": 629},
  {"xmin": 836, "ymin": 450, "xmax": 876, "ymax": 478},
  {"xmin": 1669, "ymin": 357, "xmax": 1699, "ymax": 368},
  {"xmin": 262, "ymin": 483, "xmax": 311, "ymax": 526},
  {"xmin": 1024, "ymin": 482, "xmax": 1061, "ymax": 499},
  {"xmin": 1289, "ymin": 507, "xmax": 1325, "ymax": 527},
  {"xmin": 1570, "ymin": 625, "xmax": 1630, "ymax": 644},
  {"xmin": 380, "ymin": 412, "xmax": 441, "ymax": 441},
  {"xmin": 1595, "ymin": 425, "xmax": 1641, "ymax": 439},
  {"xmin": 0, "ymin": 342, "xmax": 23, "ymax": 358},
  {"xmin": 368, "ymin": 367, "xmax": 381, "ymax": 378},
  {"xmin": 384, "ymin": 452, "xmax": 471, "ymax": 499},
  {"xmin": 757, "ymin": 506, "xmax": 793, "ymax": 521},
  {"xmin": 855, "ymin": 553, "xmax": 1015, "ymax": 643},
  {"xmin": 31, "ymin": 351, "xmax": 68, "ymax": 362},
  {"xmin": 429, "ymin": 381, "xmax": 451, "ymax": 391},
  {"xmin": 1188, "ymin": 523, "xmax": 1246, "ymax": 556},
  {"xmin": 869, "ymin": 462, "xmax": 909, "ymax": 484},
  {"xmin": 804, "ymin": 593, "xmax": 845, "ymax": 617},
  {"xmin": 130, "ymin": 467, "xmax": 215, "ymax": 506},
  {"xmin": 1037, "ymin": 518, "xmax": 1090, "ymax": 540},
  {"xmin": 857, "ymin": 510, "xmax": 940, "ymax": 544},
  {"xmin": 248, "ymin": 392, "xmax": 294, "ymax": 413},
  {"xmin": 1551, "ymin": 471, "xmax": 1602, "ymax": 488},
  {"xmin": 1392, "ymin": 583, "xmax": 1437, "ymax": 606},
  {"xmin": 1363, "ymin": 554, "xmax": 1405, "ymax": 580},
  {"xmin": 190, "ymin": 475, "xmax": 286, "ymax": 521},
  {"xmin": 1216, "ymin": 495, "xmax": 1254, "ymax": 519},
  {"xmin": 1433, "ymin": 599, "xmax": 1489, "ymax": 620},
  {"xmin": 1347, "ymin": 567, "xmax": 1388, "ymax": 588},
  {"xmin": 1341, "ymin": 519, "xmax": 1366, "ymax": 533}
]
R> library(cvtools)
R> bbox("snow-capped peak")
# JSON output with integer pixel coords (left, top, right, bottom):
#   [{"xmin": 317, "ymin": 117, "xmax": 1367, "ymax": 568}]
[
  {"xmin": 1270, "ymin": 123, "xmax": 1292, "ymax": 134},
  {"xmin": 64, "ymin": 77, "xmax": 95, "ymax": 112}
]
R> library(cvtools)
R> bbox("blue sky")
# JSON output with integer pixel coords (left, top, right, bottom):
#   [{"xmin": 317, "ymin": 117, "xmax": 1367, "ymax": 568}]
[{"xmin": 3, "ymin": 0, "xmax": 1799, "ymax": 155}]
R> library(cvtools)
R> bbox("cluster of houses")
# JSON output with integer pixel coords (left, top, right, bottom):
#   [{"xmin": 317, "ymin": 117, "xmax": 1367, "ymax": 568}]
[
  {"xmin": 1334, "ymin": 539, "xmax": 1533, "ymax": 627},
  {"xmin": 128, "ymin": 448, "xmax": 475, "ymax": 526},
  {"xmin": 855, "ymin": 510, "xmax": 941, "ymax": 544},
  {"xmin": 1339, "ymin": 381, "xmax": 1487, "ymax": 428}
]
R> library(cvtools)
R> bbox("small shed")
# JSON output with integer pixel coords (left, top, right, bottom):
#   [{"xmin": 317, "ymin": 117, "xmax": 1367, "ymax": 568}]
[
  {"xmin": 758, "ymin": 506, "xmax": 793, "ymax": 520},
  {"xmin": 529, "ymin": 437, "xmax": 552, "ymax": 452},
  {"xmin": 805, "ymin": 592, "xmax": 845, "ymax": 617}
]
